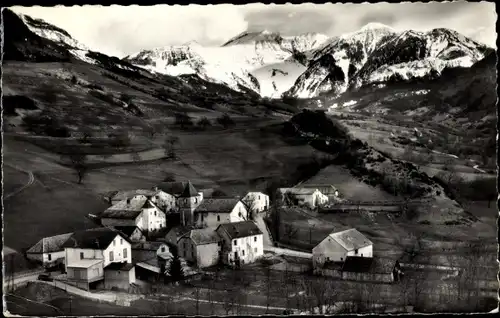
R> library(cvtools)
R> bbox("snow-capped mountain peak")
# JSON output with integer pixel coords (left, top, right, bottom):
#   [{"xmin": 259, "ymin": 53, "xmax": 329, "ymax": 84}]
[{"xmin": 360, "ymin": 22, "xmax": 395, "ymax": 32}]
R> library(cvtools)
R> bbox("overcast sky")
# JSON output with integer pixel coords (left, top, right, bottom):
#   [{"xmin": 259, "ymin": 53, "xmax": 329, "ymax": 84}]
[{"xmin": 11, "ymin": 2, "xmax": 497, "ymax": 58}]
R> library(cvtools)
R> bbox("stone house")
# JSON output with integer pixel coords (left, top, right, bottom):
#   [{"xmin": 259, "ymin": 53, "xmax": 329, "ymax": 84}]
[
  {"xmin": 106, "ymin": 189, "xmax": 176, "ymax": 212},
  {"xmin": 177, "ymin": 228, "xmax": 221, "ymax": 268},
  {"xmin": 193, "ymin": 198, "xmax": 248, "ymax": 228},
  {"xmin": 112, "ymin": 226, "xmax": 146, "ymax": 242},
  {"xmin": 99, "ymin": 197, "xmax": 166, "ymax": 233},
  {"xmin": 216, "ymin": 221, "xmax": 263, "ymax": 267},
  {"xmin": 61, "ymin": 228, "xmax": 132, "ymax": 290},
  {"xmin": 26, "ymin": 232, "xmax": 73, "ymax": 268}
]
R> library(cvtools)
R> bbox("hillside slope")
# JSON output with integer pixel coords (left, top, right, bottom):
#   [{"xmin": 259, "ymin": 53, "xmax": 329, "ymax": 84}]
[{"xmin": 2, "ymin": 9, "xmax": 299, "ymax": 139}]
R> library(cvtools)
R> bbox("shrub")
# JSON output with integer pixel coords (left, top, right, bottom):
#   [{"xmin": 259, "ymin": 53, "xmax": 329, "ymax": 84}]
[
  {"xmin": 216, "ymin": 113, "xmax": 235, "ymax": 129},
  {"xmin": 174, "ymin": 112, "xmax": 193, "ymax": 129},
  {"xmin": 196, "ymin": 117, "xmax": 211, "ymax": 130},
  {"xmin": 22, "ymin": 113, "xmax": 70, "ymax": 137}
]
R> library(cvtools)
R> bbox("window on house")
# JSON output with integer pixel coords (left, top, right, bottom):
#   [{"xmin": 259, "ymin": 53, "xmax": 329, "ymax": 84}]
[
  {"xmin": 218, "ymin": 242, "xmax": 221, "ymax": 247},
  {"xmin": 120, "ymin": 239, "xmax": 123, "ymax": 245},
  {"xmin": 113, "ymin": 240, "xmax": 116, "ymax": 246},
  {"xmin": 80, "ymin": 252, "xmax": 84, "ymax": 260},
  {"xmin": 355, "ymin": 249, "xmax": 358, "ymax": 254},
  {"xmin": 48, "ymin": 254, "xmax": 52, "ymax": 261},
  {"xmin": 217, "ymin": 215, "xmax": 220, "ymax": 222},
  {"xmin": 154, "ymin": 211, "xmax": 157, "ymax": 216},
  {"xmin": 238, "ymin": 212, "xmax": 242, "ymax": 217},
  {"xmin": 161, "ymin": 247, "xmax": 165, "ymax": 252},
  {"xmin": 109, "ymin": 251, "xmax": 114, "ymax": 261},
  {"xmin": 234, "ymin": 240, "xmax": 237, "ymax": 246},
  {"xmin": 195, "ymin": 198, "xmax": 197, "ymax": 203},
  {"xmin": 123, "ymin": 248, "xmax": 127, "ymax": 259},
  {"xmin": 254, "ymin": 236, "xmax": 257, "ymax": 242},
  {"xmin": 242, "ymin": 250, "xmax": 245, "ymax": 256},
  {"xmin": 201, "ymin": 214, "xmax": 204, "ymax": 222}
]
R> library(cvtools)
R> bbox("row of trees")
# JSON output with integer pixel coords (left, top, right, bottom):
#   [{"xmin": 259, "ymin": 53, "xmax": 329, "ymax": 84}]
[{"xmin": 174, "ymin": 113, "xmax": 236, "ymax": 130}]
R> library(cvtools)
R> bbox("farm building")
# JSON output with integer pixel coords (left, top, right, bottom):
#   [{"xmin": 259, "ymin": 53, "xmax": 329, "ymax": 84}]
[
  {"xmin": 26, "ymin": 232, "xmax": 73, "ymax": 268},
  {"xmin": 278, "ymin": 188, "xmax": 328, "ymax": 208},
  {"xmin": 312, "ymin": 228, "xmax": 373, "ymax": 268},
  {"xmin": 105, "ymin": 189, "xmax": 176, "ymax": 212},
  {"xmin": 314, "ymin": 256, "xmax": 402, "ymax": 283},
  {"xmin": 216, "ymin": 221, "xmax": 263, "ymax": 267},
  {"xmin": 177, "ymin": 228, "xmax": 221, "ymax": 268},
  {"xmin": 192, "ymin": 198, "xmax": 248, "ymax": 228},
  {"xmin": 241, "ymin": 191, "xmax": 270, "ymax": 213},
  {"xmin": 103, "ymin": 262, "xmax": 136, "ymax": 290},
  {"xmin": 298, "ymin": 184, "xmax": 340, "ymax": 200},
  {"xmin": 99, "ymin": 197, "xmax": 166, "ymax": 233},
  {"xmin": 61, "ymin": 228, "xmax": 132, "ymax": 290},
  {"xmin": 112, "ymin": 226, "xmax": 146, "ymax": 242}
]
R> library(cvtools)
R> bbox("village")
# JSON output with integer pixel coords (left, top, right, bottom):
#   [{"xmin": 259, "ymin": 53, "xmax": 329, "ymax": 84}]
[{"xmin": 5, "ymin": 178, "xmax": 434, "ymax": 314}]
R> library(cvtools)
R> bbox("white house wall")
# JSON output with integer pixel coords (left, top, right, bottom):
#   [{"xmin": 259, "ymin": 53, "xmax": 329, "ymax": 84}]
[
  {"xmin": 345, "ymin": 245, "xmax": 373, "ymax": 258},
  {"xmin": 43, "ymin": 251, "xmax": 66, "ymax": 264},
  {"xmin": 243, "ymin": 192, "xmax": 270, "ymax": 212},
  {"xmin": 141, "ymin": 207, "xmax": 166, "ymax": 232},
  {"xmin": 65, "ymin": 248, "xmax": 104, "ymax": 268},
  {"xmin": 225, "ymin": 234, "xmax": 264, "ymax": 265},
  {"xmin": 103, "ymin": 235, "xmax": 132, "ymax": 267},
  {"xmin": 312, "ymin": 237, "xmax": 347, "ymax": 267}
]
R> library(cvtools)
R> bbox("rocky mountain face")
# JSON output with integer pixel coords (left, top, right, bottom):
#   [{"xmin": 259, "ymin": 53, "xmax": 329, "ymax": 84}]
[
  {"xmin": 123, "ymin": 30, "xmax": 329, "ymax": 98},
  {"xmin": 285, "ymin": 23, "xmax": 492, "ymax": 98}
]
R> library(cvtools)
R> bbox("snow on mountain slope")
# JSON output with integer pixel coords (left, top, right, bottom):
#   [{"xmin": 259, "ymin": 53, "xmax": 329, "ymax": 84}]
[
  {"xmin": 18, "ymin": 12, "xmax": 97, "ymax": 65},
  {"xmin": 251, "ymin": 61, "xmax": 308, "ymax": 98},
  {"xmin": 286, "ymin": 23, "xmax": 398, "ymax": 98},
  {"xmin": 125, "ymin": 31, "xmax": 328, "ymax": 97},
  {"xmin": 286, "ymin": 24, "xmax": 490, "ymax": 98}
]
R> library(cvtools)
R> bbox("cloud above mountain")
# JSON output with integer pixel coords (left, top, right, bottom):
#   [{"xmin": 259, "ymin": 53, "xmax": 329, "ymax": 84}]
[{"xmin": 10, "ymin": 2, "xmax": 496, "ymax": 58}]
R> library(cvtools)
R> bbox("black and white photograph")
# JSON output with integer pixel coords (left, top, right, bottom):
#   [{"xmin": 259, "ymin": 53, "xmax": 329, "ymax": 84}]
[{"xmin": 2, "ymin": 1, "xmax": 498, "ymax": 315}]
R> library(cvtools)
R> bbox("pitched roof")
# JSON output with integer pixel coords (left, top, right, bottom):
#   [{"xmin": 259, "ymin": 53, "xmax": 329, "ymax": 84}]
[
  {"xmin": 195, "ymin": 198, "xmax": 240, "ymax": 213},
  {"xmin": 99, "ymin": 197, "xmax": 158, "ymax": 219},
  {"xmin": 329, "ymin": 228, "xmax": 372, "ymax": 251},
  {"xmin": 111, "ymin": 189, "xmax": 159, "ymax": 201},
  {"xmin": 113, "ymin": 226, "xmax": 143, "ymax": 237},
  {"xmin": 279, "ymin": 188, "xmax": 319, "ymax": 195},
  {"xmin": 180, "ymin": 228, "xmax": 221, "ymax": 245},
  {"xmin": 342, "ymin": 256, "xmax": 398, "ymax": 274},
  {"xmin": 179, "ymin": 181, "xmax": 198, "ymax": 198},
  {"xmin": 217, "ymin": 221, "xmax": 262, "ymax": 239},
  {"xmin": 156, "ymin": 182, "xmax": 188, "ymax": 196},
  {"xmin": 26, "ymin": 232, "xmax": 74, "ymax": 254},
  {"xmin": 61, "ymin": 228, "xmax": 129, "ymax": 250},
  {"xmin": 104, "ymin": 262, "xmax": 135, "ymax": 271}
]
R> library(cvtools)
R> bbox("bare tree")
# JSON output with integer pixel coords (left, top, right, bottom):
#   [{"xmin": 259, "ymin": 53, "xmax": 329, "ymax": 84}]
[
  {"xmin": 302, "ymin": 277, "xmax": 338, "ymax": 314},
  {"xmin": 62, "ymin": 153, "xmax": 89, "ymax": 184},
  {"xmin": 282, "ymin": 223, "xmax": 299, "ymax": 244},
  {"xmin": 164, "ymin": 135, "xmax": 180, "ymax": 159}
]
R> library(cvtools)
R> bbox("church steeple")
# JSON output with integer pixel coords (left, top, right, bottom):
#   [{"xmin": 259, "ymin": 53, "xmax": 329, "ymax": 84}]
[{"xmin": 179, "ymin": 181, "xmax": 198, "ymax": 198}]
